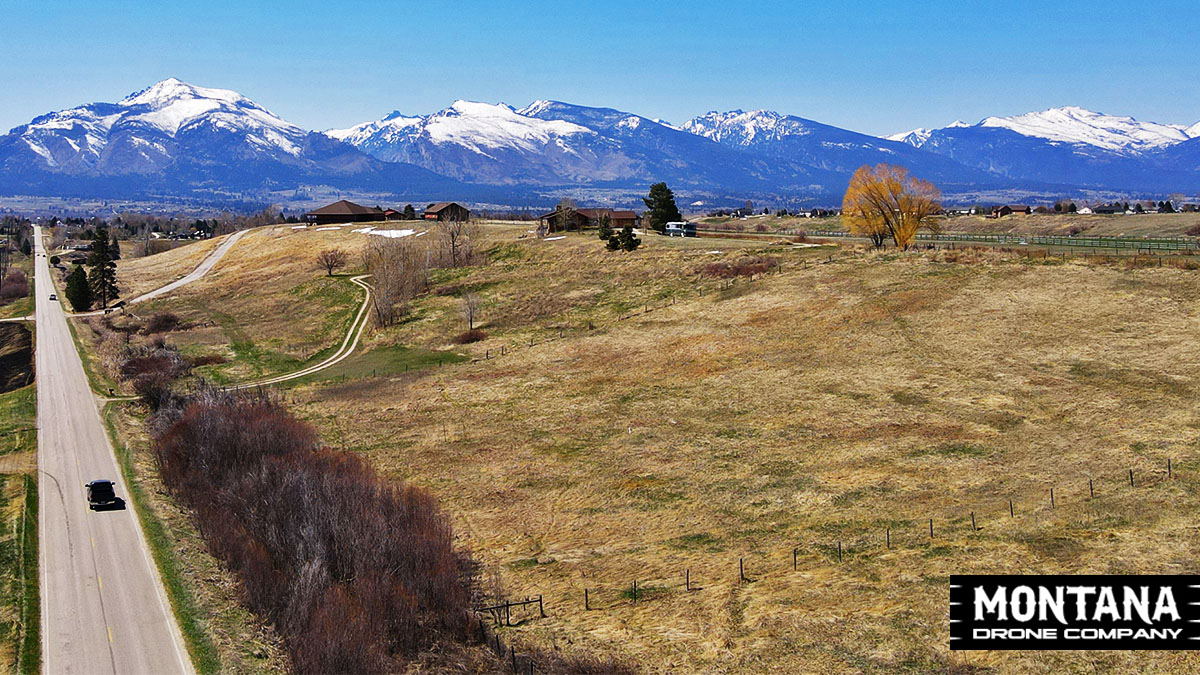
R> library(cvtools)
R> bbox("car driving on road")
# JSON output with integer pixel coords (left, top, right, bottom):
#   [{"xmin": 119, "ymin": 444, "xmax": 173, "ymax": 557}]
[
  {"xmin": 49, "ymin": 293, "xmax": 57, "ymax": 301},
  {"xmin": 85, "ymin": 479, "xmax": 120, "ymax": 510}
]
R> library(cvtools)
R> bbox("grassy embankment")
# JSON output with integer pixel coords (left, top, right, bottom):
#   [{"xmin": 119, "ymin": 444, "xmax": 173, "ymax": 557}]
[
  {"xmin": 0, "ymin": 382, "xmax": 38, "ymax": 674},
  {"xmin": 113, "ymin": 222, "xmax": 1200, "ymax": 671}
]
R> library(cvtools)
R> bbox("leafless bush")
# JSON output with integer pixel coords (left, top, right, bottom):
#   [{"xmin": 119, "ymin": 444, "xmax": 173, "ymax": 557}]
[
  {"xmin": 363, "ymin": 237, "xmax": 427, "ymax": 327},
  {"xmin": 0, "ymin": 269, "xmax": 29, "ymax": 300},
  {"xmin": 152, "ymin": 396, "xmax": 475, "ymax": 673},
  {"xmin": 433, "ymin": 220, "xmax": 483, "ymax": 268},
  {"xmin": 187, "ymin": 353, "xmax": 228, "ymax": 368},
  {"xmin": 701, "ymin": 255, "xmax": 777, "ymax": 278},
  {"xmin": 143, "ymin": 311, "xmax": 182, "ymax": 334},
  {"xmin": 453, "ymin": 329, "xmax": 487, "ymax": 344}
]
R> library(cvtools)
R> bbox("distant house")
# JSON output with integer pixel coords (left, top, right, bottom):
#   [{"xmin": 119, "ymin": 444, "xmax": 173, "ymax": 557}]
[
  {"xmin": 424, "ymin": 202, "xmax": 470, "ymax": 222},
  {"xmin": 991, "ymin": 205, "xmax": 1032, "ymax": 218},
  {"xmin": 1076, "ymin": 207, "xmax": 1093, "ymax": 215},
  {"xmin": 383, "ymin": 208, "xmax": 403, "ymax": 220},
  {"xmin": 303, "ymin": 200, "xmax": 386, "ymax": 225},
  {"xmin": 538, "ymin": 207, "xmax": 641, "ymax": 232},
  {"xmin": 1094, "ymin": 205, "xmax": 1124, "ymax": 215}
]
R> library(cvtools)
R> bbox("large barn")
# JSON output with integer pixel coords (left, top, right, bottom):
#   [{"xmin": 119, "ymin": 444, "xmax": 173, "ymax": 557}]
[
  {"xmin": 303, "ymin": 200, "xmax": 387, "ymax": 226},
  {"xmin": 424, "ymin": 202, "xmax": 471, "ymax": 222}
]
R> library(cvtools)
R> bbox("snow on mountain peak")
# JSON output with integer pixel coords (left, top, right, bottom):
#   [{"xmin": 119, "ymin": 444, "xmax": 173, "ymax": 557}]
[
  {"xmin": 886, "ymin": 128, "xmax": 933, "ymax": 146},
  {"xmin": 978, "ymin": 106, "xmax": 1190, "ymax": 153},
  {"xmin": 683, "ymin": 109, "xmax": 807, "ymax": 145},
  {"xmin": 421, "ymin": 100, "xmax": 593, "ymax": 155}
]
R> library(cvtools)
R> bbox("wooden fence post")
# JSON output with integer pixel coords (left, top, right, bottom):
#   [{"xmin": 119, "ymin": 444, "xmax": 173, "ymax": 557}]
[
  {"xmin": 837, "ymin": 541, "xmax": 843, "ymax": 563},
  {"xmin": 1129, "ymin": 469, "xmax": 1134, "ymax": 487},
  {"xmin": 793, "ymin": 547, "xmax": 798, "ymax": 570},
  {"xmin": 929, "ymin": 518, "xmax": 934, "ymax": 539},
  {"xmin": 686, "ymin": 569, "xmax": 690, "ymax": 591},
  {"xmin": 510, "ymin": 646, "xmax": 517, "ymax": 672},
  {"xmin": 885, "ymin": 528, "xmax": 890, "ymax": 549},
  {"xmin": 1009, "ymin": 499, "xmax": 1014, "ymax": 518},
  {"xmin": 584, "ymin": 588, "xmax": 589, "ymax": 611},
  {"xmin": 1089, "ymin": 478, "xmax": 1094, "ymax": 499},
  {"xmin": 1168, "ymin": 458, "xmax": 1172, "ymax": 479},
  {"xmin": 971, "ymin": 511, "xmax": 977, "ymax": 531},
  {"xmin": 633, "ymin": 580, "xmax": 638, "ymax": 604},
  {"xmin": 1050, "ymin": 488, "xmax": 1055, "ymax": 508},
  {"xmin": 538, "ymin": 594, "xmax": 545, "ymax": 618}
]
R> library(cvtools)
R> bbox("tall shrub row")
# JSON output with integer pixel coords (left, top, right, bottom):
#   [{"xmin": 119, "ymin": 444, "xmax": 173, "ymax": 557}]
[{"xmin": 152, "ymin": 392, "xmax": 474, "ymax": 673}]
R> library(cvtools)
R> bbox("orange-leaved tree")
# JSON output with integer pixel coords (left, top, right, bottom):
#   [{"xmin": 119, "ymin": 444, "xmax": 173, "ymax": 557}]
[{"xmin": 842, "ymin": 164, "xmax": 941, "ymax": 249}]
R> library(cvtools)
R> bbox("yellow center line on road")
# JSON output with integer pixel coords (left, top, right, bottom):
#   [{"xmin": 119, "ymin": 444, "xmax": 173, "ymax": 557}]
[
  {"xmin": 108, "ymin": 626, "xmax": 114, "ymax": 643},
  {"xmin": 98, "ymin": 575, "xmax": 103, "ymax": 590}
]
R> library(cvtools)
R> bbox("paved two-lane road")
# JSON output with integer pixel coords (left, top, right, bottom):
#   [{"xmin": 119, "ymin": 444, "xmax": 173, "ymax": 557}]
[{"xmin": 34, "ymin": 226, "xmax": 192, "ymax": 674}]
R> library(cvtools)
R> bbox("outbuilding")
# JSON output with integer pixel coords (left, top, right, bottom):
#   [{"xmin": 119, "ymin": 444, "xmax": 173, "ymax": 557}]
[
  {"xmin": 424, "ymin": 202, "xmax": 471, "ymax": 222},
  {"xmin": 991, "ymin": 205, "xmax": 1032, "ymax": 218}
]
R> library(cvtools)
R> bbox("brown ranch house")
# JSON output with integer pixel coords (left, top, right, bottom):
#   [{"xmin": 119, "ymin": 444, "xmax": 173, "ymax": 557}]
[
  {"xmin": 303, "ymin": 200, "xmax": 387, "ymax": 226},
  {"xmin": 538, "ymin": 208, "xmax": 641, "ymax": 232},
  {"xmin": 991, "ymin": 204, "xmax": 1032, "ymax": 218},
  {"xmin": 424, "ymin": 202, "xmax": 471, "ymax": 222}
]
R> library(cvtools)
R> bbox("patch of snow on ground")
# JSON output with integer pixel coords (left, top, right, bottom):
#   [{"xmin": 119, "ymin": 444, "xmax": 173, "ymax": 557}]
[
  {"xmin": 543, "ymin": 236, "xmax": 566, "ymax": 241},
  {"xmin": 351, "ymin": 226, "xmax": 375, "ymax": 233},
  {"xmin": 707, "ymin": 250, "xmax": 723, "ymax": 254},
  {"xmin": 315, "ymin": 226, "xmax": 340, "ymax": 231},
  {"xmin": 290, "ymin": 225, "xmax": 307, "ymax": 229},
  {"xmin": 366, "ymin": 228, "xmax": 416, "ymax": 238}
]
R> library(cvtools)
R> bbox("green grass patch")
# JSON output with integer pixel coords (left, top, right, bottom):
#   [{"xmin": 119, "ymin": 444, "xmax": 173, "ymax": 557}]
[
  {"xmin": 290, "ymin": 345, "xmax": 467, "ymax": 386},
  {"xmin": 17, "ymin": 475, "xmax": 39, "ymax": 675},
  {"xmin": 101, "ymin": 404, "xmax": 220, "ymax": 674},
  {"xmin": 0, "ymin": 386, "xmax": 36, "ymax": 455},
  {"xmin": 0, "ymin": 296, "xmax": 33, "ymax": 321},
  {"xmin": 665, "ymin": 532, "xmax": 725, "ymax": 553}
]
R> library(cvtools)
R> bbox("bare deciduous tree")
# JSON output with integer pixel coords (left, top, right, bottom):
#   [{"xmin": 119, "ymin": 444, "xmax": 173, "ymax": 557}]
[
  {"xmin": 435, "ymin": 219, "xmax": 479, "ymax": 268},
  {"xmin": 362, "ymin": 238, "xmax": 426, "ymax": 327},
  {"xmin": 460, "ymin": 292, "xmax": 482, "ymax": 330},
  {"xmin": 316, "ymin": 247, "xmax": 349, "ymax": 276}
]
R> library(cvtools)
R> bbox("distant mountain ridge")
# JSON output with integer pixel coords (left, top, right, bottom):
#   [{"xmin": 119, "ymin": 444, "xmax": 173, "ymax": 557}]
[{"xmin": 2, "ymin": 78, "xmax": 1199, "ymax": 205}]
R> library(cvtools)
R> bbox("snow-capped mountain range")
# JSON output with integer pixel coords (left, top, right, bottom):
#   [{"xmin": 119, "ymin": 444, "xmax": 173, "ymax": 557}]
[
  {"xmin": 2, "ymin": 78, "xmax": 1199, "ymax": 205},
  {"xmin": 891, "ymin": 106, "xmax": 1198, "ymax": 155}
]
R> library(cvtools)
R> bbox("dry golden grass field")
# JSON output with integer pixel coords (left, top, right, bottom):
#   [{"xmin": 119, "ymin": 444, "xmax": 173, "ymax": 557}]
[
  {"xmin": 699, "ymin": 211, "xmax": 1200, "ymax": 239},
  {"xmin": 114, "ymin": 223, "xmax": 1200, "ymax": 673}
]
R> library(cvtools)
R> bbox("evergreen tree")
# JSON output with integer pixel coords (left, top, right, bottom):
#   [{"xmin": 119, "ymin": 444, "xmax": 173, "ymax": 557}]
[
  {"xmin": 20, "ymin": 238, "xmax": 31, "ymax": 256},
  {"xmin": 606, "ymin": 233, "xmax": 622, "ymax": 251},
  {"xmin": 65, "ymin": 264, "xmax": 93, "ymax": 311},
  {"xmin": 402, "ymin": 204, "xmax": 416, "ymax": 220},
  {"xmin": 87, "ymin": 233, "xmax": 120, "ymax": 308},
  {"xmin": 109, "ymin": 233, "xmax": 121, "ymax": 260},
  {"xmin": 597, "ymin": 213, "xmax": 614, "ymax": 241},
  {"xmin": 617, "ymin": 223, "xmax": 641, "ymax": 252},
  {"xmin": 642, "ymin": 182, "xmax": 682, "ymax": 234}
]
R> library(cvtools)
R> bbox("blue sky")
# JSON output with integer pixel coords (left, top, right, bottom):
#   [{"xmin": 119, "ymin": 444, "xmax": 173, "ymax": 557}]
[{"xmin": 3, "ymin": 0, "xmax": 1197, "ymax": 136}]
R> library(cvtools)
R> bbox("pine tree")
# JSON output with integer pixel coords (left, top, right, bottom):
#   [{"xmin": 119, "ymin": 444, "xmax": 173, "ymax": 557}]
[
  {"xmin": 597, "ymin": 213, "xmax": 614, "ymax": 241},
  {"xmin": 642, "ymin": 182, "xmax": 682, "ymax": 234},
  {"xmin": 606, "ymin": 233, "xmax": 622, "ymax": 251},
  {"xmin": 87, "ymin": 233, "xmax": 120, "ymax": 308},
  {"xmin": 20, "ymin": 238, "xmax": 32, "ymax": 256},
  {"xmin": 402, "ymin": 204, "xmax": 416, "ymax": 220},
  {"xmin": 617, "ymin": 223, "xmax": 641, "ymax": 252},
  {"xmin": 65, "ymin": 264, "xmax": 93, "ymax": 311}
]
